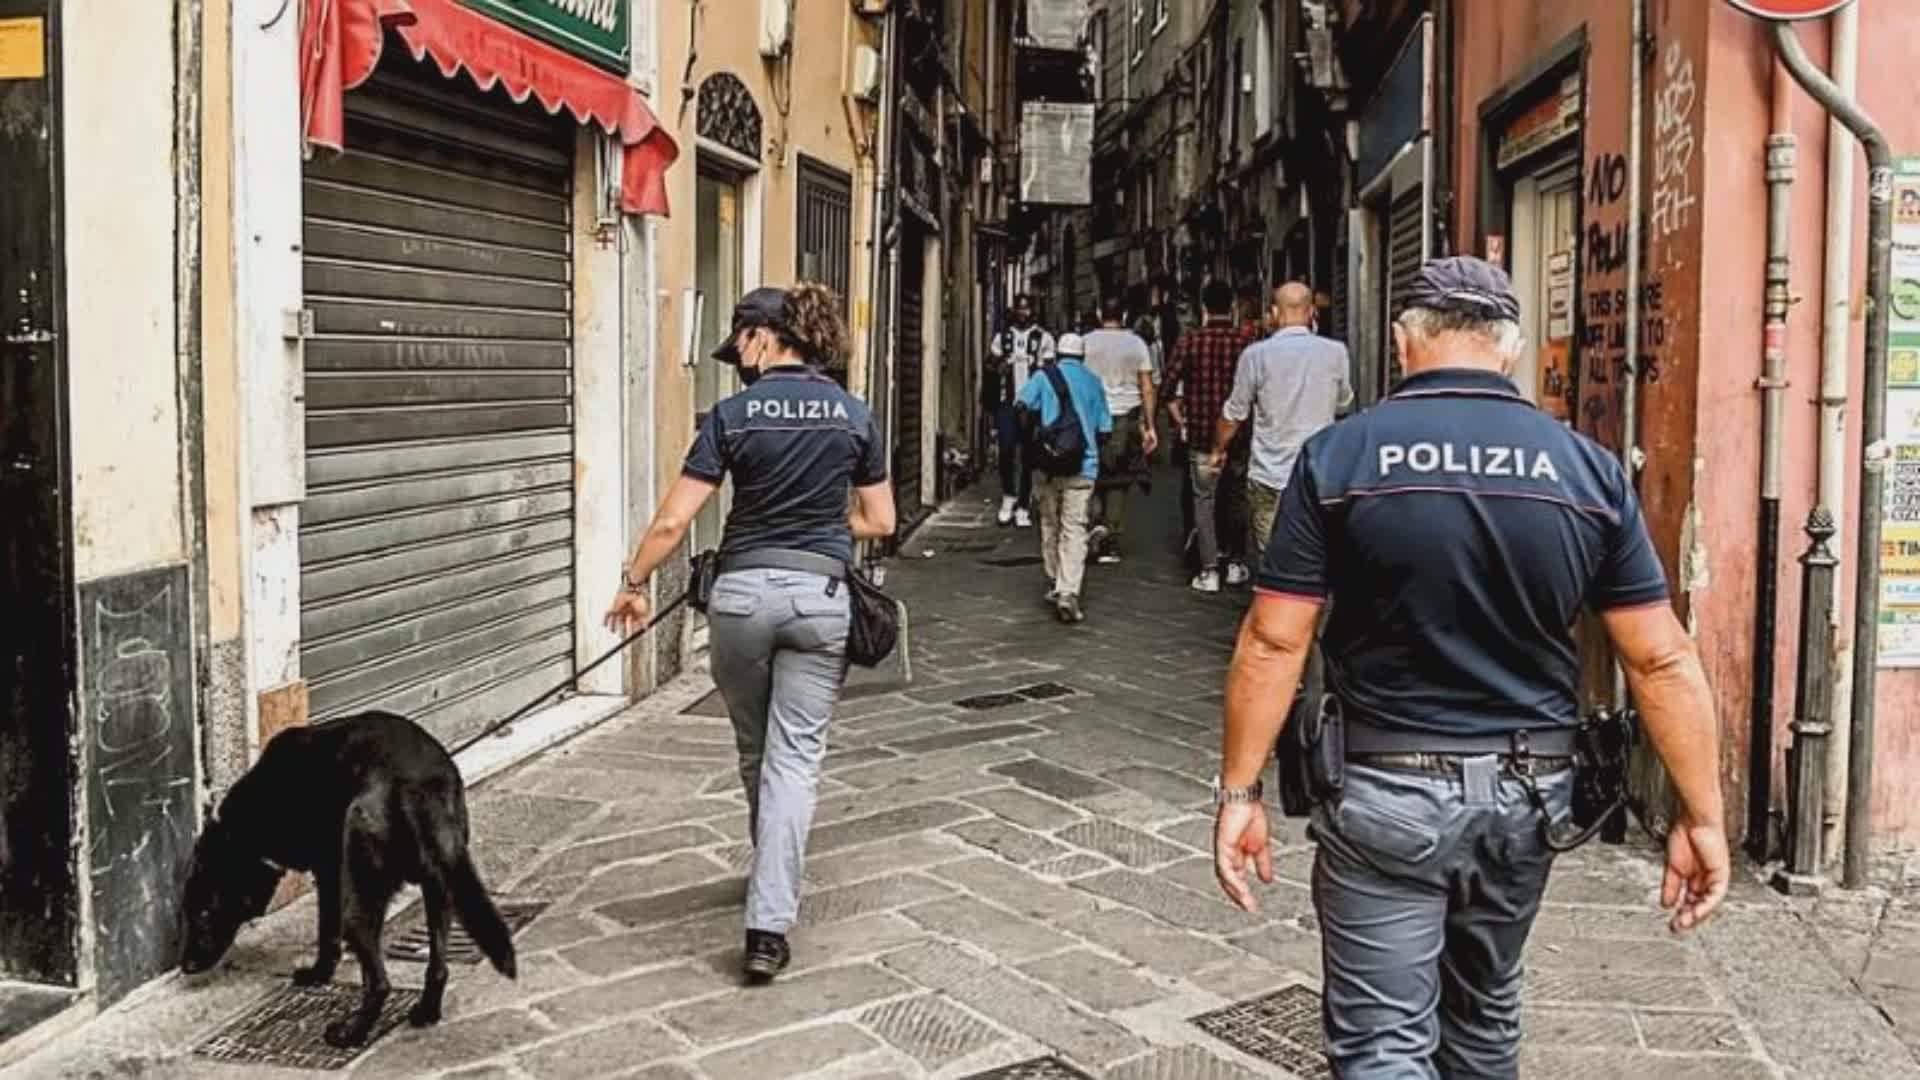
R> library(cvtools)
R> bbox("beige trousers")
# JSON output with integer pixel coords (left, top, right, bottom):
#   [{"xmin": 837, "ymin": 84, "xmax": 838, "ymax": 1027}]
[{"xmin": 1033, "ymin": 472, "xmax": 1094, "ymax": 599}]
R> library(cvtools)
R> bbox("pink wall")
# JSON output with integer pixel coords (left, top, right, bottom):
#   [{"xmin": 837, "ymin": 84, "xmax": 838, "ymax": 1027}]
[{"xmin": 1450, "ymin": 0, "xmax": 1920, "ymax": 850}]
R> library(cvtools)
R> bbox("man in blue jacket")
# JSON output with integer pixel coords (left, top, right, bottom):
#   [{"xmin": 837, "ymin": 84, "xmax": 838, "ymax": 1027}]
[{"xmin": 1017, "ymin": 332, "xmax": 1113, "ymax": 624}]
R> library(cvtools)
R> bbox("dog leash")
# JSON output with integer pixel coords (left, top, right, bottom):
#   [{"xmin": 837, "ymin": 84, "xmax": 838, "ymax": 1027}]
[{"xmin": 448, "ymin": 589, "xmax": 691, "ymax": 759}]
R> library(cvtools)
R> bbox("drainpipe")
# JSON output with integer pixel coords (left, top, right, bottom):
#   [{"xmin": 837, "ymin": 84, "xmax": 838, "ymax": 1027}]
[
  {"xmin": 1818, "ymin": 2, "xmax": 1859, "ymax": 869},
  {"xmin": 1774, "ymin": 19, "xmax": 1894, "ymax": 890},
  {"xmin": 864, "ymin": 10, "xmax": 900, "ymax": 406},
  {"xmin": 1747, "ymin": 59, "xmax": 1796, "ymax": 861},
  {"xmin": 1611, "ymin": 0, "xmax": 1647, "ymax": 723}
]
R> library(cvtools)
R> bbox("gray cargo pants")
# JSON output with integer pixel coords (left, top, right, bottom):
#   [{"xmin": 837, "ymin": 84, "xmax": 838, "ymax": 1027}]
[
  {"xmin": 707, "ymin": 568, "xmax": 850, "ymax": 934},
  {"xmin": 1309, "ymin": 761, "xmax": 1573, "ymax": 1078}
]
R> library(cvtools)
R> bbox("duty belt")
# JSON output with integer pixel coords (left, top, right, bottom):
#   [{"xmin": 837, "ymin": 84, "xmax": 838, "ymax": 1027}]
[
  {"xmin": 1345, "ymin": 720, "xmax": 1577, "ymax": 776},
  {"xmin": 720, "ymin": 548, "xmax": 847, "ymax": 580}
]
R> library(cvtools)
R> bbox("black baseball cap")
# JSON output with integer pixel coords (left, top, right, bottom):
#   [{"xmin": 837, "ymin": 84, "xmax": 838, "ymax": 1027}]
[
  {"xmin": 711, "ymin": 287, "xmax": 790, "ymax": 363},
  {"xmin": 1403, "ymin": 256, "xmax": 1523, "ymax": 322}
]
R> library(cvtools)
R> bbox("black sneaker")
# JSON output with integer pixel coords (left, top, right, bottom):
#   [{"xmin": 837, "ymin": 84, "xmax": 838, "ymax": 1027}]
[{"xmin": 743, "ymin": 930, "xmax": 790, "ymax": 983}]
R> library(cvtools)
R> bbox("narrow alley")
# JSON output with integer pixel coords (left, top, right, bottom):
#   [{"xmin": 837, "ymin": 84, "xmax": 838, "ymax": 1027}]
[{"xmin": 17, "ymin": 478, "xmax": 1919, "ymax": 1080}]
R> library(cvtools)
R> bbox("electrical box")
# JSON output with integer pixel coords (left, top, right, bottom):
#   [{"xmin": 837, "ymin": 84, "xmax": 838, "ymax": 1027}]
[
  {"xmin": 759, "ymin": 0, "xmax": 793, "ymax": 58},
  {"xmin": 850, "ymin": 44, "xmax": 882, "ymax": 102}
]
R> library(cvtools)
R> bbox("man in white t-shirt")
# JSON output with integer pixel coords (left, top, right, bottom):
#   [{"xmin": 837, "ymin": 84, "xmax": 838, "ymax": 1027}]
[
  {"xmin": 985, "ymin": 294, "xmax": 1056, "ymax": 527},
  {"xmin": 1082, "ymin": 294, "xmax": 1158, "ymax": 563}
]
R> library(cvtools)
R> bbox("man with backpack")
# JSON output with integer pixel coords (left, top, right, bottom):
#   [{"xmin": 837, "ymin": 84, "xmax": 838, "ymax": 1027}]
[{"xmin": 1017, "ymin": 332, "xmax": 1113, "ymax": 624}]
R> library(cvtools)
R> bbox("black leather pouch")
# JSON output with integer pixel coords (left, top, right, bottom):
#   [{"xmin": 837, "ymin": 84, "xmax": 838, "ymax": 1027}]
[
  {"xmin": 1276, "ymin": 693, "xmax": 1345, "ymax": 817},
  {"xmin": 688, "ymin": 550, "xmax": 720, "ymax": 614}
]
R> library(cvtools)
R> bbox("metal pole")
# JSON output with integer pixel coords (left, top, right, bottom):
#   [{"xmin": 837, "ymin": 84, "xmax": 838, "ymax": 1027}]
[
  {"xmin": 1774, "ymin": 21, "xmax": 1894, "ymax": 889},
  {"xmin": 1777, "ymin": 508, "xmax": 1839, "ymax": 894},
  {"xmin": 1748, "ymin": 64, "xmax": 1796, "ymax": 861}
]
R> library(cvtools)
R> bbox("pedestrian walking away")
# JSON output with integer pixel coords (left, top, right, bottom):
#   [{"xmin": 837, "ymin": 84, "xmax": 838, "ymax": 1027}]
[
  {"xmin": 1213, "ymin": 281, "xmax": 1352, "ymax": 558},
  {"xmin": 985, "ymin": 294, "xmax": 1057, "ymax": 529},
  {"xmin": 1082, "ymin": 294, "xmax": 1158, "ymax": 564},
  {"xmin": 1017, "ymin": 332, "xmax": 1112, "ymax": 624},
  {"xmin": 1211, "ymin": 256, "xmax": 1732, "ymax": 1078},
  {"xmin": 1166, "ymin": 279, "xmax": 1253, "ymax": 593},
  {"xmin": 605, "ymin": 283, "xmax": 895, "ymax": 985}
]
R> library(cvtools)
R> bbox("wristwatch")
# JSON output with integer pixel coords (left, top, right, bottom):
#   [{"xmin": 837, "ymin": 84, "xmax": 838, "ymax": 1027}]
[
  {"xmin": 1211, "ymin": 775, "xmax": 1265, "ymax": 808},
  {"xmin": 618, "ymin": 570, "xmax": 646, "ymax": 595}
]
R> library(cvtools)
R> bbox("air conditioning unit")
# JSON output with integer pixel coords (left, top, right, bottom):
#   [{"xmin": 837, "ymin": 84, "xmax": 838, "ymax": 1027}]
[
  {"xmin": 850, "ymin": 44, "xmax": 883, "ymax": 102},
  {"xmin": 759, "ymin": 0, "xmax": 794, "ymax": 58}
]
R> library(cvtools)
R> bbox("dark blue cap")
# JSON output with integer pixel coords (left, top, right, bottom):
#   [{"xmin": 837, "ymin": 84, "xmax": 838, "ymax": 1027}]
[
  {"xmin": 712, "ymin": 287, "xmax": 790, "ymax": 363},
  {"xmin": 1404, "ymin": 256, "xmax": 1523, "ymax": 322}
]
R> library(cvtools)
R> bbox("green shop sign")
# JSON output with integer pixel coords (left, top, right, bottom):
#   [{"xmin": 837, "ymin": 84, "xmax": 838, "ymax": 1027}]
[{"xmin": 461, "ymin": 0, "xmax": 629, "ymax": 72}]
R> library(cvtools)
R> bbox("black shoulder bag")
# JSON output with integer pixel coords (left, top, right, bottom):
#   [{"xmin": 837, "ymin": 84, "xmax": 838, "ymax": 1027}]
[{"xmin": 843, "ymin": 561, "xmax": 903, "ymax": 667}]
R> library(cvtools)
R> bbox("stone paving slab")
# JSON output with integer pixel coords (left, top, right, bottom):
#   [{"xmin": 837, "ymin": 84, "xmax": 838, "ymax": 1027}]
[{"xmin": 19, "ymin": 481, "xmax": 1920, "ymax": 1078}]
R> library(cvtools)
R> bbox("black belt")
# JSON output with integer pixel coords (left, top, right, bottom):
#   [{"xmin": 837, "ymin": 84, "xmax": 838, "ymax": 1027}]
[
  {"xmin": 720, "ymin": 549, "xmax": 846, "ymax": 579},
  {"xmin": 1350, "ymin": 752, "xmax": 1574, "ymax": 777},
  {"xmin": 1345, "ymin": 720, "xmax": 1578, "ymax": 758}
]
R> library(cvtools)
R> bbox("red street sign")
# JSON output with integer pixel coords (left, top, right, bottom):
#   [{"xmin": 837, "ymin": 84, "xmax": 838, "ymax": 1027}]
[{"xmin": 1724, "ymin": 0, "xmax": 1856, "ymax": 19}]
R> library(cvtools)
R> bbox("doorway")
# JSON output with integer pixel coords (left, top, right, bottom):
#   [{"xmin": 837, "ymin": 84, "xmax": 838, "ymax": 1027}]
[
  {"xmin": 0, "ymin": 0, "xmax": 80, "ymax": 995},
  {"xmin": 1509, "ymin": 160, "xmax": 1579, "ymax": 420},
  {"xmin": 694, "ymin": 163, "xmax": 746, "ymax": 552}
]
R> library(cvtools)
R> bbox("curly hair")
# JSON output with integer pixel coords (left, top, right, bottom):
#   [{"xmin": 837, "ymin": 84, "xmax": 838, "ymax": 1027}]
[{"xmin": 777, "ymin": 282, "xmax": 852, "ymax": 371}]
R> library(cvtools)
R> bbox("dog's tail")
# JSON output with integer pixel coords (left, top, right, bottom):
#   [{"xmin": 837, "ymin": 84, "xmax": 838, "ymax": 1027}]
[{"xmin": 447, "ymin": 854, "xmax": 517, "ymax": 979}]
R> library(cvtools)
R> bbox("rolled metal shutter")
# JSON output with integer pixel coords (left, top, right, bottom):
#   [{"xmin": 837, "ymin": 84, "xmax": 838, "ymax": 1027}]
[
  {"xmin": 1384, "ymin": 187, "xmax": 1425, "ymax": 389},
  {"xmin": 895, "ymin": 227, "xmax": 926, "ymax": 521},
  {"xmin": 299, "ymin": 63, "xmax": 577, "ymax": 745}
]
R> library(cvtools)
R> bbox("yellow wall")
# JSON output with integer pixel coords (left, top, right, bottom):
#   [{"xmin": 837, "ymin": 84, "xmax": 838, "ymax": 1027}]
[
  {"xmin": 650, "ymin": 0, "xmax": 884, "ymax": 500},
  {"xmin": 61, "ymin": 0, "xmax": 186, "ymax": 582}
]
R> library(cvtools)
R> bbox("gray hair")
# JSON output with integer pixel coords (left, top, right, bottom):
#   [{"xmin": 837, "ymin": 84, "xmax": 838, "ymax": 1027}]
[{"xmin": 1397, "ymin": 305, "xmax": 1525, "ymax": 361}]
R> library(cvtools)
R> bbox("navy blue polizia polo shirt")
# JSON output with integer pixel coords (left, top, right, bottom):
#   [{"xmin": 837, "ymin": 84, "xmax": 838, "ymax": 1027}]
[
  {"xmin": 1257, "ymin": 368, "xmax": 1670, "ymax": 736},
  {"xmin": 683, "ymin": 366, "xmax": 888, "ymax": 563}
]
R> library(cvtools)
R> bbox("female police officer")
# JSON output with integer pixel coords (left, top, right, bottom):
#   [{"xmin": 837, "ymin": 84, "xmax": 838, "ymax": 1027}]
[{"xmin": 604, "ymin": 283, "xmax": 894, "ymax": 984}]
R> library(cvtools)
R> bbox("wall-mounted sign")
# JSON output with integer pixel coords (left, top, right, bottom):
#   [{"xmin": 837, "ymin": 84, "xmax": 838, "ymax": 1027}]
[
  {"xmin": 0, "ymin": 16, "xmax": 45, "ymax": 80},
  {"xmin": 461, "ymin": 0, "xmax": 629, "ymax": 73},
  {"xmin": 1497, "ymin": 75, "xmax": 1581, "ymax": 171},
  {"xmin": 1724, "ymin": 0, "xmax": 1856, "ymax": 20},
  {"xmin": 1876, "ymin": 154, "xmax": 1920, "ymax": 666}
]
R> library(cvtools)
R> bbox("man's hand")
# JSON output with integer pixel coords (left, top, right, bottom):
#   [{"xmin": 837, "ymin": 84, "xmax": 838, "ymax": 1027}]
[
  {"xmin": 1142, "ymin": 424, "xmax": 1160, "ymax": 457},
  {"xmin": 1662, "ymin": 820, "xmax": 1730, "ymax": 934},
  {"xmin": 1206, "ymin": 447, "xmax": 1227, "ymax": 472},
  {"xmin": 603, "ymin": 589, "xmax": 651, "ymax": 635},
  {"xmin": 1214, "ymin": 802, "xmax": 1275, "ymax": 913}
]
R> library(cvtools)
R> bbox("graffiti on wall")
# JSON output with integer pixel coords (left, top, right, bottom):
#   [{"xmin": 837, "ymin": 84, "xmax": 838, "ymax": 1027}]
[
  {"xmin": 1651, "ymin": 41, "xmax": 1698, "ymax": 241},
  {"xmin": 82, "ymin": 565, "xmax": 196, "ymax": 1004}
]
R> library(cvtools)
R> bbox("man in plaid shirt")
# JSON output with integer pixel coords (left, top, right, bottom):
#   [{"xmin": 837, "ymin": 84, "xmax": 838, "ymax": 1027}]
[{"xmin": 1166, "ymin": 281, "xmax": 1252, "ymax": 593}]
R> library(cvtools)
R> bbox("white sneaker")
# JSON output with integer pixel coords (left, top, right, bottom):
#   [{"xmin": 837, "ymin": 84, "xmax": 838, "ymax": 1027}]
[
  {"xmin": 1015, "ymin": 507, "xmax": 1033, "ymax": 528},
  {"xmin": 997, "ymin": 496, "xmax": 1016, "ymax": 526},
  {"xmin": 1191, "ymin": 570, "xmax": 1221, "ymax": 594},
  {"xmin": 1225, "ymin": 561, "xmax": 1250, "ymax": 586}
]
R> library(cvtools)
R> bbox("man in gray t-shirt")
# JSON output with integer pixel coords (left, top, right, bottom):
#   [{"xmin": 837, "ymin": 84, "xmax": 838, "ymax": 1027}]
[
  {"xmin": 1082, "ymin": 295, "xmax": 1159, "ymax": 563},
  {"xmin": 1211, "ymin": 281, "xmax": 1352, "ymax": 557}
]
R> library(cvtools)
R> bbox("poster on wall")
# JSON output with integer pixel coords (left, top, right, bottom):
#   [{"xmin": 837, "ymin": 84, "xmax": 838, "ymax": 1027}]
[{"xmin": 1876, "ymin": 156, "xmax": 1920, "ymax": 665}]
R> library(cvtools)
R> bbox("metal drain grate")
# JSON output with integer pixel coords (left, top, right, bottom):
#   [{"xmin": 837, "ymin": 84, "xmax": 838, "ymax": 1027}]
[
  {"xmin": 194, "ymin": 982, "xmax": 421, "ymax": 1070},
  {"xmin": 980, "ymin": 555, "xmax": 1045, "ymax": 568},
  {"xmin": 954, "ymin": 682, "xmax": 1079, "ymax": 711},
  {"xmin": 1191, "ymin": 984, "xmax": 1330, "ymax": 1079},
  {"xmin": 954, "ymin": 691, "xmax": 1031, "ymax": 711},
  {"xmin": 960, "ymin": 1057, "xmax": 1096, "ymax": 1079},
  {"xmin": 385, "ymin": 899, "xmax": 548, "ymax": 965},
  {"xmin": 1016, "ymin": 681, "xmax": 1077, "ymax": 700}
]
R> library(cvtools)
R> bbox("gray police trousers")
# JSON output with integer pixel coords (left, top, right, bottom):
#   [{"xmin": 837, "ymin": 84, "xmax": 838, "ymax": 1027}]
[
  {"xmin": 1310, "ymin": 761, "xmax": 1573, "ymax": 1079},
  {"xmin": 707, "ymin": 568, "xmax": 850, "ymax": 934}
]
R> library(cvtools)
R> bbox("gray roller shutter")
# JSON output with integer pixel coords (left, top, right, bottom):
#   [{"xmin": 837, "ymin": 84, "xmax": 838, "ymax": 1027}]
[
  {"xmin": 300, "ymin": 61, "xmax": 577, "ymax": 745},
  {"xmin": 894, "ymin": 227, "xmax": 926, "ymax": 522},
  {"xmin": 1384, "ymin": 187, "xmax": 1425, "ymax": 391}
]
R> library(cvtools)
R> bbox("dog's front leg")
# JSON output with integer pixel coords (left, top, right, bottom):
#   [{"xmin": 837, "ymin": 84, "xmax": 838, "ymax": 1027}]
[{"xmin": 293, "ymin": 866, "xmax": 341, "ymax": 987}]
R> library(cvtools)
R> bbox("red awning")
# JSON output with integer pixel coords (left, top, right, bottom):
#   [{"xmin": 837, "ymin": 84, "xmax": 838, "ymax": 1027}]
[{"xmin": 299, "ymin": 0, "xmax": 679, "ymax": 217}]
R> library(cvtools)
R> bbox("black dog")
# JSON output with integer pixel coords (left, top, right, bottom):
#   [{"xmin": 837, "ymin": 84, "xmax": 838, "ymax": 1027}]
[{"xmin": 180, "ymin": 711, "xmax": 517, "ymax": 1047}]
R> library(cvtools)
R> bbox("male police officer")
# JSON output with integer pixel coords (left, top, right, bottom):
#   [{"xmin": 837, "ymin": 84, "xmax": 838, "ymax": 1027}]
[{"xmin": 1212, "ymin": 257, "xmax": 1730, "ymax": 1078}]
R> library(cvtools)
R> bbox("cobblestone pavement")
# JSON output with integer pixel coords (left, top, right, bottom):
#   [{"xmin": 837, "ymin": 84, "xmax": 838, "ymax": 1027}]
[{"xmin": 17, "ymin": 478, "xmax": 1920, "ymax": 1079}]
